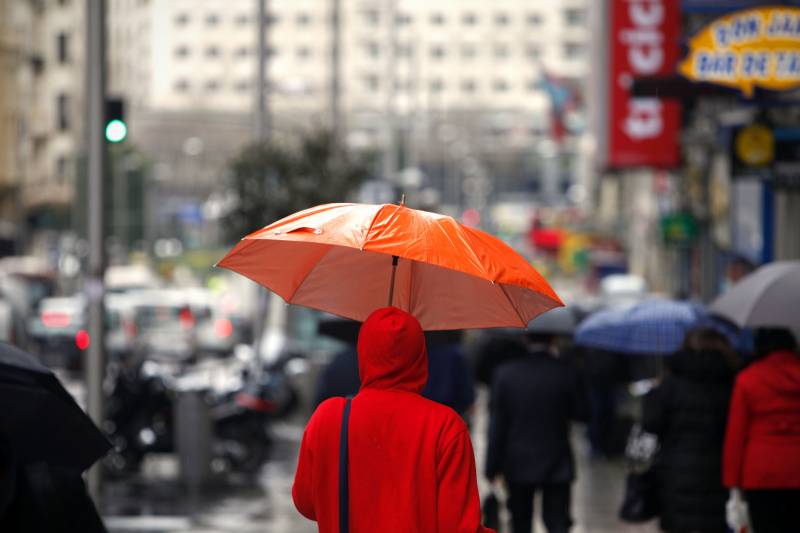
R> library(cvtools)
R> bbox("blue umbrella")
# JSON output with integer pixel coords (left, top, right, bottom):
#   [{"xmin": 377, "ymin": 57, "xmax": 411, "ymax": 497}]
[{"xmin": 575, "ymin": 300, "xmax": 723, "ymax": 356}]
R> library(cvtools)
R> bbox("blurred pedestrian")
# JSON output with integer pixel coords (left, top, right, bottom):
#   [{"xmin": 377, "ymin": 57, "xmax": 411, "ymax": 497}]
[
  {"xmin": 293, "ymin": 307, "xmax": 494, "ymax": 532},
  {"xmin": 423, "ymin": 330, "xmax": 476, "ymax": 420},
  {"xmin": 485, "ymin": 331, "xmax": 587, "ymax": 533},
  {"xmin": 642, "ymin": 328, "xmax": 737, "ymax": 533},
  {"xmin": 582, "ymin": 348, "xmax": 627, "ymax": 458},
  {"xmin": 723, "ymin": 328, "xmax": 800, "ymax": 533},
  {"xmin": 314, "ymin": 345, "xmax": 360, "ymax": 408}
]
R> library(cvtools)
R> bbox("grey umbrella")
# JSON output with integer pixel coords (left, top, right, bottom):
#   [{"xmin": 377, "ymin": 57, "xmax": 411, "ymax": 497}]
[
  {"xmin": 527, "ymin": 306, "xmax": 577, "ymax": 336},
  {"xmin": 710, "ymin": 261, "xmax": 800, "ymax": 331}
]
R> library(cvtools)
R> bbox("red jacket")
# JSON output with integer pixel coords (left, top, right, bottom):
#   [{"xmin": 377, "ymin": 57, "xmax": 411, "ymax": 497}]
[
  {"xmin": 723, "ymin": 351, "xmax": 800, "ymax": 489},
  {"xmin": 293, "ymin": 307, "xmax": 494, "ymax": 533}
]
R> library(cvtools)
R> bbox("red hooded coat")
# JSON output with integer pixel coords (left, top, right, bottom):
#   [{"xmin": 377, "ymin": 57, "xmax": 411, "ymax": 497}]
[
  {"xmin": 723, "ymin": 351, "xmax": 800, "ymax": 488},
  {"xmin": 293, "ymin": 307, "xmax": 494, "ymax": 533}
]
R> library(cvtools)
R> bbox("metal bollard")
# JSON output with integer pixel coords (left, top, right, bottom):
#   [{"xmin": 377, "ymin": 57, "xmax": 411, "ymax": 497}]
[{"xmin": 174, "ymin": 389, "xmax": 212, "ymax": 491}]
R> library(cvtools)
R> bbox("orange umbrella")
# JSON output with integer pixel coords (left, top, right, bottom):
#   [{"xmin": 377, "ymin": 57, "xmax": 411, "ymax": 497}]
[{"xmin": 217, "ymin": 202, "xmax": 562, "ymax": 330}]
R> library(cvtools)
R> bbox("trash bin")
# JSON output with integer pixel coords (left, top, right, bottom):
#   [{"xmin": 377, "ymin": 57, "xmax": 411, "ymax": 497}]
[{"xmin": 174, "ymin": 388, "xmax": 212, "ymax": 491}]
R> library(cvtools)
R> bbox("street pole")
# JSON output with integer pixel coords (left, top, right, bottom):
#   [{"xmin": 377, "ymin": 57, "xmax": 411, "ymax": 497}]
[
  {"xmin": 382, "ymin": 0, "xmax": 397, "ymax": 183},
  {"xmin": 85, "ymin": 0, "xmax": 107, "ymax": 502},
  {"xmin": 330, "ymin": 0, "xmax": 342, "ymax": 144},
  {"xmin": 255, "ymin": 0, "xmax": 270, "ymax": 143}
]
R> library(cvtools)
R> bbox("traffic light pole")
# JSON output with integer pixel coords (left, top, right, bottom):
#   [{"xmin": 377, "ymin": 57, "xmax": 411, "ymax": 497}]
[{"xmin": 85, "ymin": 0, "xmax": 107, "ymax": 502}]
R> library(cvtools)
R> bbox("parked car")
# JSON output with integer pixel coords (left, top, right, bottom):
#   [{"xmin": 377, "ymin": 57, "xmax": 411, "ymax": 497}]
[
  {"xmin": 127, "ymin": 290, "xmax": 198, "ymax": 364},
  {"xmin": 27, "ymin": 296, "xmax": 88, "ymax": 370}
]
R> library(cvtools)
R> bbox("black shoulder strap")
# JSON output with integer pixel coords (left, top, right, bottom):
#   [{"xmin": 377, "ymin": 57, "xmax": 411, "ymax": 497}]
[{"xmin": 339, "ymin": 396, "xmax": 352, "ymax": 533}]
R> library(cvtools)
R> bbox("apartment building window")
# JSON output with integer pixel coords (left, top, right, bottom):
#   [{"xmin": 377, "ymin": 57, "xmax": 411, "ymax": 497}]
[
  {"xmin": 206, "ymin": 45, "xmax": 221, "ymax": 58},
  {"xmin": 429, "ymin": 79, "xmax": 444, "ymax": 93},
  {"xmin": 263, "ymin": 13, "xmax": 279, "ymax": 26},
  {"xmin": 493, "ymin": 79, "xmax": 509, "ymax": 92},
  {"xmin": 56, "ymin": 156, "xmax": 68, "ymax": 181},
  {"xmin": 461, "ymin": 79, "xmax": 476, "ymax": 93},
  {"xmin": 462, "ymin": 13, "xmax": 477, "ymax": 26},
  {"xmin": 527, "ymin": 79, "xmax": 540, "ymax": 92},
  {"xmin": 564, "ymin": 42, "xmax": 585, "ymax": 59},
  {"xmin": 461, "ymin": 44, "xmax": 477, "ymax": 59},
  {"xmin": 494, "ymin": 44, "xmax": 509, "ymax": 59},
  {"xmin": 234, "ymin": 46, "xmax": 249, "ymax": 58},
  {"xmin": 396, "ymin": 44, "xmax": 413, "ymax": 58},
  {"xmin": 235, "ymin": 14, "xmax": 250, "ymax": 26},
  {"xmin": 58, "ymin": 0, "xmax": 70, "ymax": 5},
  {"xmin": 56, "ymin": 93, "xmax": 69, "ymax": 131},
  {"xmin": 527, "ymin": 13, "xmax": 543, "ymax": 26},
  {"xmin": 430, "ymin": 45, "xmax": 445, "ymax": 60},
  {"xmin": 430, "ymin": 13, "xmax": 445, "ymax": 25},
  {"xmin": 175, "ymin": 45, "xmax": 190, "ymax": 58},
  {"xmin": 206, "ymin": 13, "xmax": 220, "ymax": 26},
  {"xmin": 396, "ymin": 13, "xmax": 412, "ymax": 26},
  {"xmin": 564, "ymin": 8, "xmax": 586, "ymax": 27},
  {"xmin": 174, "ymin": 13, "xmax": 190, "ymax": 26},
  {"xmin": 525, "ymin": 44, "xmax": 542, "ymax": 59},
  {"xmin": 296, "ymin": 46, "xmax": 312, "ymax": 59},
  {"xmin": 495, "ymin": 13, "xmax": 510, "ymax": 26},
  {"xmin": 363, "ymin": 74, "xmax": 379, "ymax": 92},
  {"xmin": 205, "ymin": 79, "xmax": 220, "ymax": 92},
  {"xmin": 362, "ymin": 9, "xmax": 379, "ymax": 26},
  {"xmin": 296, "ymin": 13, "xmax": 311, "ymax": 26},
  {"xmin": 57, "ymin": 33, "xmax": 70, "ymax": 64},
  {"xmin": 234, "ymin": 80, "xmax": 250, "ymax": 93},
  {"xmin": 364, "ymin": 41, "xmax": 380, "ymax": 58},
  {"xmin": 175, "ymin": 79, "xmax": 190, "ymax": 92}
]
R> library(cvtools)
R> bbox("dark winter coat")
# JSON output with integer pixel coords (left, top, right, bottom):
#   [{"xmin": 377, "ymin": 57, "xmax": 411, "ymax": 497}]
[
  {"xmin": 486, "ymin": 350, "xmax": 587, "ymax": 484},
  {"xmin": 643, "ymin": 349, "xmax": 734, "ymax": 533}
]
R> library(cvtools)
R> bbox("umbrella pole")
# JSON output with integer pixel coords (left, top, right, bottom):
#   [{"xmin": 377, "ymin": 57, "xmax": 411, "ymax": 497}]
[{"xmin": 388, "ymin": 255, "xmax": 399, "ymax": 306}]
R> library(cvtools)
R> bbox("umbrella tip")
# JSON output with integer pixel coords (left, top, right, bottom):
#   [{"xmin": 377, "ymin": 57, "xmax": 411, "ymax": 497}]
[{"xmin": 399, "ymin": 193, "xmax": 405, "ymax": 206}]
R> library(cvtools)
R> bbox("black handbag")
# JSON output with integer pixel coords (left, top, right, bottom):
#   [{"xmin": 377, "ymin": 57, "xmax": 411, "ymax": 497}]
[
  {"xmin": 619, "ymin": 468, "xmax": 659, "ymax": 522},
  {"xmin": 339, "ymin": 397, "xmax": 353, "ymax": 533}
]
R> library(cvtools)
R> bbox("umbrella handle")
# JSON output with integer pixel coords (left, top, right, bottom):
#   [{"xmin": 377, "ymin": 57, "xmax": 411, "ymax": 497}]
[{"xmin": 388, "ymin": 255, "xmax": 399, "ymax": 307}]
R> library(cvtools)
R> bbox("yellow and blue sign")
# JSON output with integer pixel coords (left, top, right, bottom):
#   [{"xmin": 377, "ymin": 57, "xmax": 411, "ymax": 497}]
[{"xmin": 679, "ymin": 7, "xmax": 800, "ymax": 97}]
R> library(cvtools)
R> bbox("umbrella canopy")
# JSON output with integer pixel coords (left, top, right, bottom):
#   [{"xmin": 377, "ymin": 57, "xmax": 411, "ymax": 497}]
[
  {"xmin": 710, "ymin": 261, "xmax": 800, "ymax": 332},
  {"xmin": 575, "ymin": 300, "xmax": 709, "ymax": 356},
  {"xmin": 218, "ymin": 202, "xmax": 562, "ymax": 330},
  {"xmin": 0, "ymin": 342, "xmax": 111, "ymax": 471}
]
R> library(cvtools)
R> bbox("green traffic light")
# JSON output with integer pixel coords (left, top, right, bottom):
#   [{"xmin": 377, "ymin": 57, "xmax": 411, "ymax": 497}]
[{"xmin": 105, "ymin": 119, "xmax": 128, "ymax": 142}]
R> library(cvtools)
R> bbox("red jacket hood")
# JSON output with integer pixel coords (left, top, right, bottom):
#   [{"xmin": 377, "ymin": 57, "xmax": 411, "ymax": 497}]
[
  {"xmin": 357, "ymin": 307, "xmax": 428, "ymax": 393},
  {"xmin": 759, "ymin": 350, "xmax": 800, "ymax": 396}
]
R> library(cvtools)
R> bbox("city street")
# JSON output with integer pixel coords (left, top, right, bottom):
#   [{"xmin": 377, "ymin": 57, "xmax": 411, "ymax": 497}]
[{"xmin": 83, "ymin": 385, "xmax": 659, "ymax": 533}]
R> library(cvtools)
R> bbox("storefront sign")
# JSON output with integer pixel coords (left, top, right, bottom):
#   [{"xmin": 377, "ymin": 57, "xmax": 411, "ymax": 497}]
[
  {"xmin": 608, "ymin": 0, "xmax": 682, "ymax": 168},
  {"xmin": 679, "ymin": 7, "xmax": 800, "ymax": 97}
]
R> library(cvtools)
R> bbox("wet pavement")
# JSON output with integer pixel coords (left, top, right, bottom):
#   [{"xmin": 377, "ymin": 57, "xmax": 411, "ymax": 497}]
[{"xmin": 95, "ymin": 388, "xmax": 659, "ymax": 533}]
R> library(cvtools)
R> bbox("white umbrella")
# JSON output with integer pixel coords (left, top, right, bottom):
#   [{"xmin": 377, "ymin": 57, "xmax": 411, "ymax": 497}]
[{"xmin": 710, "ymin": 261, "xmax": 800, "ymax": 331}]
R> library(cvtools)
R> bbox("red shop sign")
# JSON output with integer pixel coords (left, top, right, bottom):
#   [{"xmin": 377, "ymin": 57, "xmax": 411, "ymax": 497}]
[{"xmin": 609, "ymin": 0, "xmax": 681, "ymax": 168}]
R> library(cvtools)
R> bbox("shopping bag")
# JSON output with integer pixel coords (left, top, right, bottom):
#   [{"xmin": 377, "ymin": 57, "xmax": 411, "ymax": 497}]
[
  {"xmin": 726, "ymin": 488, "xmax": 751, "ymax": 533},
  {"xmin": 619, "ymin": 468, "xmax": 659, "ymax": 522}
]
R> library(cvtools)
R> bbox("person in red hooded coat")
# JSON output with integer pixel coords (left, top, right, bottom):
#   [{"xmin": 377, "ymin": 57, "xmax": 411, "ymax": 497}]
[
  {"xmin": 723, "ymin": 328, "xmax": 800, "ymax": 533},
  {"xmin": 293, "ymin": 307, "xmax": 494, "ymax": 533}
]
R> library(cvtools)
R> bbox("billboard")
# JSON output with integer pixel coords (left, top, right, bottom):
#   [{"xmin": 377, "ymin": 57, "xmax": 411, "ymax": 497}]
[{"xmin": 607, "ymin": 0, "xmax": 682, "ymax": 168}]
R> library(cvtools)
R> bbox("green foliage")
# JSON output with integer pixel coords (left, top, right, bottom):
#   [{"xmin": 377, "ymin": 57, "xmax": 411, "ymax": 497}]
[{"xmin": 225, "ymin": 130, "xmax": 372, "ymax": 242}]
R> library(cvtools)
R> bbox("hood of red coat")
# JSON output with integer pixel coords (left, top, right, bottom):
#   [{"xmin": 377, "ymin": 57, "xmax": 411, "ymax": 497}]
[
  {"xmin": 758, "ymin": 351, "xmax": 800, "ymax": 396},
  {"xmin": 357, "ymin": 307, "xmax": 428, "ymax": 393}
]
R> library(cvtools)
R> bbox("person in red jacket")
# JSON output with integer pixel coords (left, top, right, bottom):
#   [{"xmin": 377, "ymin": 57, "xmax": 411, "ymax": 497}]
[
  {"xmin": 723, "ymin": 328, "xmax": 800, "ymax": 533},
  {"xmin": 293, "ymin": 306, "xmax": 494, "ymax": 533}
]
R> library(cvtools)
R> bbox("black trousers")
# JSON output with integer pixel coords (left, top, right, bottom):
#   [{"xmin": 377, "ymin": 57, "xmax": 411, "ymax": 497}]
[
  {"xmin": 745, "ymin": 489, "xmax": 800, "ymax": 533},
  {"xmin": 506, "ymin": 482, "xmax": 572, "ymax": 533}
]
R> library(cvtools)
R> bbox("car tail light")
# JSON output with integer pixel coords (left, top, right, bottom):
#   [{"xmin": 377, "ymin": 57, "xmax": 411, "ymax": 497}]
[
  {"xmin": 75, "ymin": 330, "xmax": 91, "ymax": 350},
  {"xmin": 235, "ymin": 392, "xmax": 275, "ymax": 413},
  {"xmin": 214, "ymin": 318, "xmax": 233, "ymax": 338},
  {"xmin": 179, "ymin": 308, "xmax": 195, "ymax": 330}
]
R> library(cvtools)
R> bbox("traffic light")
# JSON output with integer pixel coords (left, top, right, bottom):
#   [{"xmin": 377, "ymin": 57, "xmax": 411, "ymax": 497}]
[{"xmin": 105, "ymin": 98, "xmax": 127, "ymax": 143}]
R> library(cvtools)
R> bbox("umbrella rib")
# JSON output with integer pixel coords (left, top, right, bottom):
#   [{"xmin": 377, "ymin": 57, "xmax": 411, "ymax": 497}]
[
  {"xmin": 499, "ymin": 284, "xmax": 527, "ymax": 328},
  {"xmin": 360, "ymin": 205, "xmax": 388, "ymax": 250}
]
